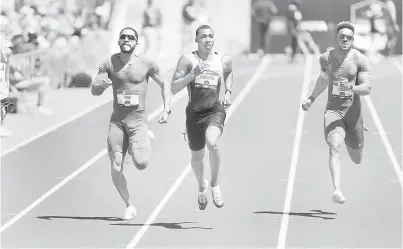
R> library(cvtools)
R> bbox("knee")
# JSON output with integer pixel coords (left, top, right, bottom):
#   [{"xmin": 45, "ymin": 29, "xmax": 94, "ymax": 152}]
[
  {"xmin": 191, "ymin": 150, "xmax": 204, "ymax": 163},
  {"xmin": 206, "ymin": 139, "xmax": 218, "ymax": 151},
  {"xmin": 327, "ymin": 138, "xmax": 343, "ymax": 155},
  {"xmin": 132, "ymin": 150, "xmax": 150, "ymax": 170},
  {"xmin": 109, "ymin": 154, "xmax": 123, "ymax": 173}
]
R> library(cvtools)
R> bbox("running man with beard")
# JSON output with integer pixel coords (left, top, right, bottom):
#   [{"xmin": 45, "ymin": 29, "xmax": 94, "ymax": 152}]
[{"xmin": 91, "ymin": 27, "xmax": 172, "ymax": 219}]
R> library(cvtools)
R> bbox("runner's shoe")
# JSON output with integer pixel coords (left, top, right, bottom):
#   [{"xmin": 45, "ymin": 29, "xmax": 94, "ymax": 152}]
[
  {"xmin": 198, "ymin": 179, "xmax": 208, "ymax": 210},
  {"xmin": 211, "ymin": 184, "xmax": 224, "ymax": 208},
  {"xmin": 123, "ymin": 205, "xmax": 137, "ymax": 220},
  {"xmin": 332, "ymin": 190, "xmax": 346, "ymax": 204}
]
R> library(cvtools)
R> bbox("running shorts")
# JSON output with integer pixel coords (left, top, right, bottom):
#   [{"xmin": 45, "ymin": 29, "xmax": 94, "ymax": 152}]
[
  {"xmin": 186, "ymin": 102, "xmax": 226, "ymax": 151},
  {"xmin": 324, "ymin": 110, "xmax": 364, "ymax": 149}
]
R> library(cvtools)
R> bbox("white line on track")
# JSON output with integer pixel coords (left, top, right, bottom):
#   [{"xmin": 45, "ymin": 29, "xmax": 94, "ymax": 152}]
[
  {"xmin": 392, "ymin": 57, "xmax": 402, "ymax": 73},
  {"xmin": 363, "ymin": 96, "xmax": 403, "ymax": 184},
  {"xmin": 124, "ymin": 55, "xmax": 272, "ymax": 249},
  {"xmin": 277, "ymin": 54, "xmax": 313, "ymax": 249},
  {"xmin": 0, "ymin": 90, "xmax": 188, "ymax": 234},
  {"xmin": 0, "ymin": 97, "xmax": 112, "ymax": 157}
]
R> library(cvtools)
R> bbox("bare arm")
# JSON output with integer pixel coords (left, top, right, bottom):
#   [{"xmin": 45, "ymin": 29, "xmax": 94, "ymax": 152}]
[
  {"xmin": 308, "ymin": 56, "xmax": 330, "ymax": 102},
  {"xmin": 352, "ymin": 54, "xmax": 371, "ymax": 96},
  {"xmin": 149, "ymin": 64, "xmax": 171, "ymax": 113},
  {"xmin": 171, "ymin": 55, "xmax": 194, "ymax": 94},
  {"xmin": 91, "ymin": 60, "xmax": 110, "ymax": 96},
  {"xmin": 222, "ymin": 54, "xmax": 234, "ymax": 94}
]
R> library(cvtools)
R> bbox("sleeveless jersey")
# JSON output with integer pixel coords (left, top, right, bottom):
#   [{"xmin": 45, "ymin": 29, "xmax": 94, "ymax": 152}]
[
  {"xmin": 187, "ymin": 51, "xmax": 224, "ymax": 111},
  {"xmin": 320, "ymin": 49, "xmax": 371, "ymax": 117},
  {"xmin": 97, "ymin": 53, "xmax": 159, "ymax": 120}
]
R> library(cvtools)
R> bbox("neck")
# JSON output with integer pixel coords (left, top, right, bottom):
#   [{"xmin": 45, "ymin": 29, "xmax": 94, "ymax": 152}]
[
  {"xmin": 119, "ymin": 51, "xmax": 135, "ymax": 61},
  {"xmin": 196, "ymin": 49, "xmax": 213, "ymax": 60},
  {"xmin": 335, "ymin": 47, "xmax": 351, "ymax": 57}
]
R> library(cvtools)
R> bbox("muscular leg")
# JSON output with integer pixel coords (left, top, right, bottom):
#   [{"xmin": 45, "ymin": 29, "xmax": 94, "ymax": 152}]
[
  {"xmin": 190, "ymin": 148, "xmax": 206, "ymax": 192},
  {"xmin": 127, "ymin": 123, "xmax": 151, "ymax": 170},
  {"xmin": 108, "ymin": 150, "xmax": 132, "ymax": 207},
  {"xmin": 326, "ymin": 134, "xmax": 344, "ymax": 192},
  {"xmin": 346, "ymin": 146, "xmax": 363, "ymax": 164},
  {"xmin": 131, "ymin": 148, "xmax": 151, "ymax": 170},
  {"xmin": 108, "ymin": 123, "xmax": 136, "ymax": 219},
  {"xmin": 326, "ymin": 134, "xmax": 346, "ymax": 204},
  {"xmin": 205, "ymin": 124, "xmax": 223, "ymax": 188},
  {"xmin": 191, "ymin": 147, "xmax": 209, "ymax": 210},
  {"xmin": 205, "ymin": 124, "xmax": 224, "ymax": 208}
]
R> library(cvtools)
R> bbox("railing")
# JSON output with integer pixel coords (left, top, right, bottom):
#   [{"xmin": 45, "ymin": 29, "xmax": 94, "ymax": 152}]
[{"xmin": 8, "ymin": 29, "xmax": 113, "ymax": 89}]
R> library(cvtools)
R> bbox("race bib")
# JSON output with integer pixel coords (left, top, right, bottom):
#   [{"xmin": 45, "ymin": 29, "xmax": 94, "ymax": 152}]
[
  {"xmin": 332, "ymin": 77, "xmax": 353, "ymax": 98},
  {"xmin": 117, "ymin": 90, "xmax": 139, "ymax": 107},
  {"xmin": 195, "ymin": 71, "xmax": 219, "ymax": 89}
]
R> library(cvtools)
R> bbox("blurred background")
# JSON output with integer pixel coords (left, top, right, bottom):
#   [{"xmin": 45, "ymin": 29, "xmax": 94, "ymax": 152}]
[{"xmin": 0, "ymin": 0, "xmax": 401, "ymax": 136}]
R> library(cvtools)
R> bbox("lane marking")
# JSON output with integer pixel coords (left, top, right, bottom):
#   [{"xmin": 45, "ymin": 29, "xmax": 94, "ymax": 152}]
[
  {"xmin": 124, "ymin": 55, "xmax": 272, "ymax": 249},
  {"xmin": 392, "ymin": 57, "xmax": 402, "ymax": 73},
  {"xmin": 277, "ymin": 54, "xmax": 313, "ymax": 249},
  {"xmin": 364, "ymin": 96, "xmax": 403, "ymax": 184},
  {"xmin": 0, "ymin": 90, "xmax": 188, "ymax": 234},
  {"xmin": 1, "ymin": 97, "xmax": 112, "ymax": 157}
]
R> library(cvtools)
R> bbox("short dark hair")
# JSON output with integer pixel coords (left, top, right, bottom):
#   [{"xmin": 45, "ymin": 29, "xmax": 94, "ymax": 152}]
[
  {"xmin": 119, "ymin": 27, "xmax": 139, "ymax": 41},
  {"xmin": 336, "ymin": 21, "xmax": 355, "ymax": 34},
  {"xmin": 195, "ymin": 25, "xmax": 213, "ymax": 36}
]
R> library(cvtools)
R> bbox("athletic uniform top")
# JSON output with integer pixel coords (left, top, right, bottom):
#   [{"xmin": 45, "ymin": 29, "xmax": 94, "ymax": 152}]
[
  {"xmin": 0, "ymin": 50, "xmax": 9, "ymax": 101},
  {"xmin": 320, "ymin": 48, "xmax": 371, "ymax": 117},
  {"xmin": 97, "ymin": 53, "xmax": 159, "ymax": 120},
  {"xmin": 186, "ymin": 51, "xmax": 224, "ymax": 111}
]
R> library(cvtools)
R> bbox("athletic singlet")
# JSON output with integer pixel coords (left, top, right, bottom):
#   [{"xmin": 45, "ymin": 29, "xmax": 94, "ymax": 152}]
[
  {"xmin": 187, "ymin": 51, "xmax": 224, "ymax": 111},
  {"xmin": 320, "ymin": 49, "xmax": 371, "ymax": 117},
  {"xmin": 0, "ymin": 50, "xmax": 9, "ymax": 101},
  {"xmin": 97, "ymin": 53, "xmax": 159, "ymax": 120}
]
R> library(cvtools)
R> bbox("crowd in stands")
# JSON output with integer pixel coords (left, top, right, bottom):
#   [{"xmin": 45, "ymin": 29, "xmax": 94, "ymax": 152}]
[
  {"xmin": 1, "ymin": 0, "xmax": 112, "ymax": 55},
  {"xmin": 0, "ymin": 0, "xmax": 114, "ymax": 137}
]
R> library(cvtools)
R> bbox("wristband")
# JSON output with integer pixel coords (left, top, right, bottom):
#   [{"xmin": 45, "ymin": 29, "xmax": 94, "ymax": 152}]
[{"xmin": 225, "ymin": 89, "xmax": 232, "ymax": 94}]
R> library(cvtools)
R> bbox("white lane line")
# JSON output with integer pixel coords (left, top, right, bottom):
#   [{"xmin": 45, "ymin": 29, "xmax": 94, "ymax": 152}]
[
  {"xmin": 277, "ymin": 54, "xmax": 313, "ymax": 249},
  {"xmin": 0, "ymin": 90, "xmax": 188, "ymax": 234},
  {"xmin": 364, "ymin": 96, "xmax": 403, "ymax": 183},
  {"xmin": 124, "ymin": 55, "xmax": 272, "ymax": 249},
  {"xmin": 392, "ymin": 57, "xmax": 402, "ymax": 73},
  {"xmin": 1, "ymin": 97, "xmax": 112, "ymax": 157}
]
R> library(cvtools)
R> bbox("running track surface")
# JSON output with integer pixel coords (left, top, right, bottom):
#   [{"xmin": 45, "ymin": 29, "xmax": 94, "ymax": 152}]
[{"xmin": 1, "ymin": 54, "xmax": 402, "ymax": 249}]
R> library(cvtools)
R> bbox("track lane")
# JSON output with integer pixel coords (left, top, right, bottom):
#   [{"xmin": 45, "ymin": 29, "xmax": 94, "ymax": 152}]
[
  {"xmin": 285, "ymin": 60, "xmax": 402, "ymax": 248},
  {"xmin": 1, "ymin": 57, "xmax": 263, "ymax": 248},
  {"xmin": 134, "ymin": 58, "xmax": 308, "ymax": 248}
]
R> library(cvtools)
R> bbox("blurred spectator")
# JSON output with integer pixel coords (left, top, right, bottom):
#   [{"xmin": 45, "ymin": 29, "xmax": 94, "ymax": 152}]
[
  {"xmin": 384, "ymin": 0, "xmax": 400, "ymax": 57},
  {"xmin": 251, "ymin": 0, "xmax": 278, "ymax": 56},
  {"xmin": 286, "ymin": 0, "xmax": 302, "ymax": 62},
  {"xmin": 8, "ymin": 58, "xmax": 53, "ymax": 115},
  {"xmin": 182, "ymin": 0, "xmax": 198, "ymax": 52},
  {"xmin": 142, "ymin": 0, "xmax": 162, "ymax": 57}
]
